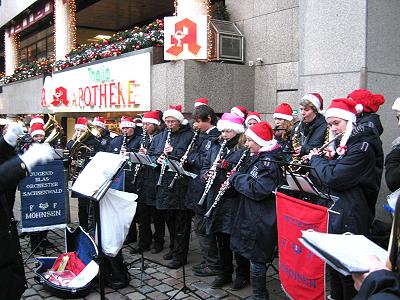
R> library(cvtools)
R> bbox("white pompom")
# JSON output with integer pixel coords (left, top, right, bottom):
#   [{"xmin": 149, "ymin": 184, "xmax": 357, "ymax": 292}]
[{"xmin": 355, "ymin": 103, "xmax": 363, "ymax": 114}]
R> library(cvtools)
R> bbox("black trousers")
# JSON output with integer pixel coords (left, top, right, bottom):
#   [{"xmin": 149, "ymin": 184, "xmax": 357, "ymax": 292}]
[
  {"xmin": 329, "ymin": 267, "xmax": 357, "ymax": 300},
  {"xmin": 194, "ymin": 212, "xmax": 219, "ymax": 270},
  {"xmin": 78, "ymin": 197, "xmax": 91, "ymax": 230},
  {"xmin": 136, "ymin": 203, "xmax": 165, "ymax": 248},
  {"xmin": 215, "ymin": 232, "xmax": 250, "ymax": 279},
  {"xmin": 164, "ymin": 209, "xmax": 193, "ymax": 263}
]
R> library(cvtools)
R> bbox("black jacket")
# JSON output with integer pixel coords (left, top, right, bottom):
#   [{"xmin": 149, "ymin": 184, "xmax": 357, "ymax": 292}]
[
  {"xmin": 230, "ymin": 148, "xmax": 283, "ymax": 263},
  {"xmin": 185, "ymin": 127, "xmax": 220, "ymax": 213},
  {"xmin": 290, "ymin": 113, "xmax": 328, "ymax": 156},
  {"xmin": 385, "ymin": 145, "xmax": 400, "ymax": 192},
  {"xmin": 310, "ymin": 128, "xmax": 376, "ymax": 235},
  {"xmin": 149, "ymin": 125, "xmax": 195, "ymax": 209},
  {"xmin": 354, "ymin": 270, "xmax": 400, "ymax": 300},
  {"xmin": 0, "ymin": 138, "xmax": 29, "ymax": 300},
  {"xmin": 357, "ymin": 112, "xmax": 384, "ymax": 136}
]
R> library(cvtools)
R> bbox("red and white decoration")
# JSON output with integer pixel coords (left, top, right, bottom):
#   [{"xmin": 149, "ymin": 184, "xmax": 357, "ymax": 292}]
[
  {"xmin": 273, "ymin": 103, "xmax": 293, "ymax": 121},
  {"xmin": 120, "ymin": 116, "xmax": 135, "ymax": 128},
  {"xmin": 142, "ymin": 111, "xmax": 161, "ymax": 125}
]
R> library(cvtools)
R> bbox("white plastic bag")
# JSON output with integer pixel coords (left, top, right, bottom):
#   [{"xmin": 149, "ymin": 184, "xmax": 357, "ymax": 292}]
[{"xmin": 98, "ymin": 188, "xmax": 137, "ymax": 257}]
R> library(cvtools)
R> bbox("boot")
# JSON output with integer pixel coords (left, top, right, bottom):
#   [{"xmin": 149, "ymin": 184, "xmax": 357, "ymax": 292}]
[{"xmin": 250, "ymin": 273, "xmax": 269, "ymax": 300}]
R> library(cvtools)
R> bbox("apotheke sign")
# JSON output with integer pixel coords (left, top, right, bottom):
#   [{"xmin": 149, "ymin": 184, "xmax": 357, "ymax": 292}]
[{"xmin": 42, "ymin": 52, "xmax": 151, "ymax": 112}]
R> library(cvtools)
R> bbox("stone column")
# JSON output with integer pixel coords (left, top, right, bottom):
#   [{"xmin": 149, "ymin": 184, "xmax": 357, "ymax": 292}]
[
  {"xmin": 4, "ymin": 31, "xmax": 19, "ymax": 76},
  {"xmin": 54, "ymin": 0, "xmax": 76, "ymax": 60}
]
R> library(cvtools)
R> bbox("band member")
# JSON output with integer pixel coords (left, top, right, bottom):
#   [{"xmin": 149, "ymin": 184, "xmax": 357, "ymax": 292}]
[
  {"xmin": 148, "ymin": 105, "xmax": 194, "ymax": 269},
  {"xmin": 92, "ymin": 116, "xmax": 113, "ymax": 150},
  {"xmin": 385, "ymin": 97, "xmax": 400, "ymax": 192},
  {"xmin": 194, "ymin": 97, "xmax": 209, "ymax": 108},
  {"xmin": 185, "ymin": 105, "xmax": 220, "ymax": 277},
  {"xmin": 0, "ymin": 122, "xmax": 53, "ymax": 300},
  {"xmin": 290, "ymin": 93, "xmax": 327, "ymax": 156},
  {"xmin": 273, "ymin": 103, "xmax": 294, "ymax": 161},
  {"xmin": 347, "ymin": 89, "xmax": 385, "ymax": 215},
  {"xmin": 230, "ymin": 105, "xmax": 248, "ymax": 119},
  {"xmin": 230, "ymin": 121, "xmax": 283, "ymax": 300},
  {"xmin": 134, "ymin": 111, "xmax": 164, "ymax": 254},
  {"xmin": 244, "ymin": 111, "xmax": 261, "ymax": 128},
  {"xmin": 308, "ymin": 98, "xmax": 378, "ymax": 300},
  {"xmin": 201, "ymin": 113, "xmax": 250, "ymax": 289},
  {"xmin": 107, "ymin": 116, "xmax": 142, "ymax": 246}
]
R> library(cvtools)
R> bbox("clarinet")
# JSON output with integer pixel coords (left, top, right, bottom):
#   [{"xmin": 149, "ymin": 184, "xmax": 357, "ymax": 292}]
[
  {"xmin": 197, "ymin": 139, "xmax": 228, "ymax": 205},
  {"xmin": 156, "ymin": 129, "xmax": 172, "ymax": 186},
  {"xmin": 168, "ymin": 129, "xmax": 199, "ymax": 189},
  {"xmin": 120, "ymin": 134, "xmax": 127, "ymax": 155},
  {"xmin": 205, "ymin": 149, "xmax": 248, "ymax": 218},
  {"xmin": 131, "ymin": 130, "xmax": 147, "ymax": 185}
]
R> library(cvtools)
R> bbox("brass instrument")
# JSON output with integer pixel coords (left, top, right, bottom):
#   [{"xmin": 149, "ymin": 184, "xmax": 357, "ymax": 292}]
[
  {"xmin": 197, "ymin": 139, "xmax": 228, "ymax": 206},
  {"xmin": 156, "ymin": 129, "xmax": 172, "ymax": 186},
  {"xmin": 168, "ymin": 129, "xmax": 199, "ymax": 189},
  {"xmin": 131, "ymin": 130, "xmax": 147, "ymax": 186},
  {"xmin": 205, "ymin": 149, "xmax": 248, "ymax": 218},
  {"xmin": 69, "ymin": 122, "xmax": 102, "ymax": 180},
  {"xmin": 44, "ymin": 114, "xmax": 63, "ymax": 144}
]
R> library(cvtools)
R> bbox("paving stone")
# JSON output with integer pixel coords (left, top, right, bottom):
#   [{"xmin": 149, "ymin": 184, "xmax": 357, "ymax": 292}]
[
  {"xmin": 163, "ymin": 277, "xmax": 181, "ymax": 286},
  {"xmin": 117, "ymin": 285, "xmax": 136, "ymax": 295},
  {"xmin": 202, "ymin": 287, "xmax": 228, "ymax": 299},
  {"xmin": 145, "ymin": 278, "xmax": 162, "ymax": 286},
  {"xmin": 129, "ymin": 278, "xmax": 143, "ymax": 288},
  {"xmin": 166, "ymin": 290, "xmax": 189, "ymax": 299},
  {"xmin": 147, "ymin": 290, "xmax": 169, "ymax": 300},
  {"xmin": 38, "ymin": 289, "xmax": 52, "ymax": 297},
  {"xmin": 32, "ymin": 284, "xmax": 45, "ymax": 291},
  {"xmin": 144, "ymin": 267, "xmax": 157, "ymax": 274},
  {"xmin": 155, "ymin": 283, "xmax": 174, "ymax": 293},
  {"xmin": 152, "ymin": 272, "xmax": 170, "ymax": 280},
  {"xmin": 135, "ymin": 285, "xmax": 155, "ymax": 294},
  {"xmin": 105, "ymin": 291, "xmax": 128, "ymax": 300},
  {"xmin": 25, "ymin": 296, "xmax": 43, "ymax": 300},
  {"xmin": 85, "ymin": 293, "xmax": 102, "ymax": 300},
  {"xmin": 22, "ymin": 288, "xmax": 37, "ymax": 297},
  {"xmin": 126, "ymin": 291, "xmax": 146, "ymax": 300}
]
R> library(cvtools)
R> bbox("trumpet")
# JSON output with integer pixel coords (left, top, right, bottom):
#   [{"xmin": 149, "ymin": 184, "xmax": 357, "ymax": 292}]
[
  {"xmin": 197, "ymin": 139, "xmax": 228, "ymax": 206},
  {"xmin": 168, "ymin": 129, "xmax": 199, "ymax": 189},
  {"xmin": 156, "ymin": 129, "xmax": 172, "ymax": 186},
  {"xmin": 205, "ymin": 149, "xmax": 248, "ymax": 218},
  {"xmin": 131, "ymin": 130, "xmax": 147, "ymax": 186}
]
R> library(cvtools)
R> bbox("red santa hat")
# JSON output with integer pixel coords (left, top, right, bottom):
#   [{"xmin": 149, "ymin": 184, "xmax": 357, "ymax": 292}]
[
  {"xmin": 230, "ymin": 105, "xmax": 248, "ymax": 118},
  {"xmin": 245, "ymin": 111, "xmax": 261, "ymax": 126},
  {"xmin": 302, "ymin": 93, "xmax": 324, "ymax": 112},
  {"xmin": 325, "ymin": 98, "xmax": 358, "ymax": 156},
  {"xmin": 163, "ymin": 105, "xmax": 189, "ymax": 125},
  {"xmin": 245, "ymin": 121, "xmax": 279, "ymax": 151},
  {"xmin": 273, "ymin": 103, "xmax": 293, "ymax": 121},
  {"xmin": 194, "ymin": 98, "xmax": 209, "ymax": 108},
  {"xmin": 30, "ymin": 114, "xmax": 44, "ymax": 126},
  {"xmin": 217, "ymin": 113, "xmax": 245, "ymax": 133},
  {"xmin": 120, "ymin": 116, "xmax": 135, "ymax": 128},
  {"xmin": 75, "ymin": 117, "xmax": 88, "ymax": 130},
  {"xmin": 142, "ymin": 111, "xmax": 161, "ymax": 125},
  {"xmin": 347, "ymin": 89, "xmax": 384, "ymax": 114},
  {"xmin": 92, "ymin": 116, "xmax": 106, "ymax": 129},
  {"xmin": 30, "ymin": 123, "xmax": 45, "ymax": 137}
]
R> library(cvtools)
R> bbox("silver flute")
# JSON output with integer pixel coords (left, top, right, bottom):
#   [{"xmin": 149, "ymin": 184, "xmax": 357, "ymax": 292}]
[
  {"xmin": 197, "ymin": 139, "xmax": 228, "ymax": 206},
  {"xmin": 168, "ymin": 129, "xmax": 199, "ymax": 189},
  {"xmin": 131, "ymin": 129, "xmax": 147, "ymax": 185},
  {"xmin": 205, "ymin": 149, "xmax": 248, "ymax": 218},
  {"xmin": 156, "ymin": 128, "xmax": 172, "ymax": 186}
]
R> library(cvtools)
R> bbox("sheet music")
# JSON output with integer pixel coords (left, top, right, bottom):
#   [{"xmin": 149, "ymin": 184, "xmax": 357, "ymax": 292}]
[
  {"xmin": 71, "ymin": 152, "xmax": 126, "ymax": 199},
  {"xmin": 299, "ymin": 230, "xmax": 388, "ymax": 276},
  {"xmin": 128, "ymin": 152, "xmax": 156, "ymax": 167}
]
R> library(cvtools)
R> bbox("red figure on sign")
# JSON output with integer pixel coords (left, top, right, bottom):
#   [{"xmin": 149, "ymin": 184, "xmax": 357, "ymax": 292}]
[
  {"xmin": 52, "ymin": 87, "xmax": 69, "ymax": 107},
  {"xmin": 166, "ymin": 18, "xmax": 201, "ymax": 57}
]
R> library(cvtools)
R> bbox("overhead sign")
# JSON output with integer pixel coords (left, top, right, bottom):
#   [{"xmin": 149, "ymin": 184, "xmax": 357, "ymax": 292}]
[
  {"xmin": 41, "ymin": 52, "xmax": 151, "ymax": 112},
  {"xmin": 164, "ymin": 16, "xmax": 208, "ymax": 60}
]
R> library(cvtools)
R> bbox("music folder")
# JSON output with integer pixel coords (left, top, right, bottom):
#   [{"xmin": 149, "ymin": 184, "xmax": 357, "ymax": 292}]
[
  {"xmin": 128, "ymin": 152, "xmax": 156, "ymax": 167},
  {"xmin": 166, "ymin": 157, "xmax": 197, "ymax": 179}
]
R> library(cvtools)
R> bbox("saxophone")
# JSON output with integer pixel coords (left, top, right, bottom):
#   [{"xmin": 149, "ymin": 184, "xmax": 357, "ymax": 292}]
[{"xmin": 288, "ymin": 122, "xmax": 302, "ymax": 173}]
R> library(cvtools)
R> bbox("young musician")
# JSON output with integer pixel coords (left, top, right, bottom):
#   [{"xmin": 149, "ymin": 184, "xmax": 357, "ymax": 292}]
[
  {"xmin": 92, "ymin": 116, "xmax": 113, "ymax": 150},
  {"xmin": 133, "ymin": 111, "xmax": 165, "ymax": 254},
  {"xmin": 244, "ymin": 111, "xmax": 261, "ymax": 128},
  {"xmin": 290, "ymin": 93, "xmax": 327, "ymax": 156},
  {"xmin": 230, "ymin": 121, "xmax": 283, "ymax": 300},
  {"xmin": 385, "ymin": 97, "xmax": 400, "ymax": 192},
  {"xmin": 0, "ymin": 122, "xmax": 53, "ymax": 300},
  {"xmin": 273, "ymin": 103, "xmax": 294, "ymax": 159},
  {"xmin": 149, "ymin": 105, "xmax": 195, "ymax": 269},
  {"xmin": 185, "ymin": 105, "xmax": 220, "ymax": 277},
  {"xmin": 308, "ymin": 98, "xmax": 378, "ymax": 300},
  {"xmin": 201, "ymin": 113, "xmax": 250, "ymax": 289}
]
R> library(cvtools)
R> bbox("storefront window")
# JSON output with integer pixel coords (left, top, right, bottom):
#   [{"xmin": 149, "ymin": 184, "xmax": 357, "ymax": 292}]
[
  {"xmin": 36, "ymin": 39, "xmax": 47, "ymax": 60},
  {"xmin": 20, "ymin": 33, "xmax": 54, "ymax": 64},
  {"xmin": 27, "ymin": 44, "xmax": 37, "ymax": 63}
]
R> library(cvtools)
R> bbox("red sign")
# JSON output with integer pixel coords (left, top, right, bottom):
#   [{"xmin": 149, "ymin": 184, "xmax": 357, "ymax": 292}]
[{"xmin": 276, "ymin": 191, "xmax": 328, "ymax": 300}]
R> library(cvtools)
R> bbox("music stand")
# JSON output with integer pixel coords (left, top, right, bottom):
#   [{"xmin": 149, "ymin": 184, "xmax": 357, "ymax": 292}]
[{"xmin": 166, "ymin": 157, "xmax": 197, "ymax": 179}]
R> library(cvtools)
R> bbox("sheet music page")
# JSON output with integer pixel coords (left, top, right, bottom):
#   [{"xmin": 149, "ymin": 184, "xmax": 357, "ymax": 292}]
[
  {"xmin": 71, "ymin": 152, "xmax": 126, "ymax": 198},
  {"xmin": 300, "ymin": 230, "xmax": 388, "ymax": 275}
]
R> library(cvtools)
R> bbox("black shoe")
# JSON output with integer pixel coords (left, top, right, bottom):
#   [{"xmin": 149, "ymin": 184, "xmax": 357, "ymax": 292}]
[
  {"xmin": 193, "ymin": 266, "xmax": 219, "ymax": 277},
  {"xmin": 231, "ymin": 276, "xmax": 250, "ymax": 291},
  {"xmin": 130, "ymin": 245, "xmax": 150, "ymax": 254},
  {"xmin": 150, "ymin": 246, "xmax": 163, "ymax": 254},
  {"xmin": 163, "ymin": 251, "xmax": 173, "ymax": 260},
  {"xmin": 211, "ymin": 275, "xmax": 232, "ymax": 288},
  {"xmin": 166, "ymin": 260, "xmax": 183, "ymax": 269},
  {"xmin": 191, "ymin": 261, "xmax": 206, "ymax": 272}
]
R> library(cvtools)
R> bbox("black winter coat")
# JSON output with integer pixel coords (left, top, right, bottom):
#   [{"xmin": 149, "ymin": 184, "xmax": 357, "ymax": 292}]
[
  {"xmin": 0, "ymin": 138, "xmax": 29, "ymax": 300},
  {"xmin": 357, "ymin": 112, "xmax": 384, "ymax": 136},
  {"xmin": 185, "ymin": 127, "xmax": 220, "ymax": 213},
  {"xmin": 385, "ymin": 146, "xmax": 400, "ymax": 192},
  {"xmin": 290, "ymin": 113, "xmax": 327, "ymax": 156},
  {"xmin": 353, "ymin": 270, "xmax": 400, "ymax": 300},
  {"xmin": 230, "ymin": 148, "xmax": 283, "ymax": 263},
  {"xmin": 149, "ymin": 125, "xmax": 195, "ymax": 209},
  {"xmin": 202, "ymin": 135, "xmax": 244, "ymax": 235},
  {"xmin": 309, "ymin": 128, "xmax": 376, "ymax": 235}
]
